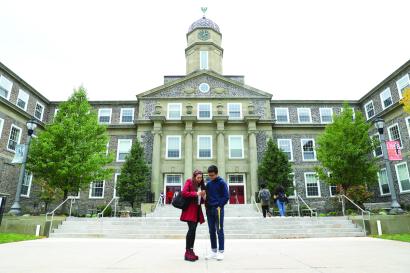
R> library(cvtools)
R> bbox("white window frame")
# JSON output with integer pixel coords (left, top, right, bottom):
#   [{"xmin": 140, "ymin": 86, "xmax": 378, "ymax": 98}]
[
  {"xmin": 297, "ymin": 108, "xmax": 312, "ymax": 123},
  {"xmin": 89, "ymin": 181, "xmax": 105, "ymax": 199},
  {"xmin": 116, "ymin": 139, "xmax": 132, "ymax": 162},
  {"xmin": 319, "ymin": 108, "xmax": 333, "ymax": 124},
  {"xmin": 288, "ymin": 173, "xmax": 296, "ymax": 199},
  {"xmin": 227, "ymin": 103, "xmax": 243, "ymax": 120},
  {"xmin": 16, "ymin": 89, "xmax": 29, "ymax": 111},
  {"xmin": 7, "ymin": 124, "xmax": 22, "ymax": 152},
  {"xmin": 277, "ymin": 139, "xmax": 293, "ymax": 161},
  {"xmin": 406, "ymin": 117, "xmax": 410, "ymax": 139},
  {"xmin": 98, "ymin": 108, "xmax": 112, "ymax": 124},
  {"xmin": 394, "ymin": 162, "xmax": 410, "ymax": 193},
  {"xmin": 0, "ymin": 75, "xmax": 13, "ymax": 100},
  {"xmin": 114, "ymin": 173, "xmax": 120, "ymax": 198},
  {"xmin": 364, "ymin": 101, "xmax": 375, "ymax": 120},
  {"xmin": 380, "ymin": 88, "xmax": 393, "ymax": 110},
  {"xmin": 340, "ymin": 107, "xmax": 356, "ymax": 120},
  {"xmin": 167, "ymin": 103, "xmax": 182, "ymax": 120},
  {"xmin": 301, "ymin": 138, "xmax": 316, "ymax": 161},
  {"xmin": 20, "ymin": 172, "xmax": 33, "ymax": 198},
  {"xmin": 54, "ymin": 108, "xmax": 59, "ymax": 118},
  {"xmin": 275, "ymin": 108, "xmax": 289, "ymax": 123},
  {"xmin": 304, "ymin": 172, "xmax": 321, "ymax": 198},
  {"xmin": 68, "ymin": 190, "xmax": 80, "ymax": 199},
  {"xmin": 197, "ymin": 103, "xmax": 212, "ymax": 120},
  {"xmin": 200, "ymin": 51, "xmax": 209, "ymax": 70},
  {"xmin": 377, "ymin": 168, "xmax": 391, "ymax": 196},
  {"xmin": 228, "ymin": 135, "xmax": 244, "ymax": 159},
  {"xmin": 120, "ymin": 108, "xmax": 134, "ymax": 124},
  {"xmin": 34, "ymin": 101, "xmax": 45, "ymax": 121},
  {"xmin": 227, "ymin": 173, "xmax": 247, "ymax": 204},
  {"xmin": 197, "ymin": 135, "xmax": 213, "ymax": 159},
  {"xmin": 0, "ymin": 118, "xmax": 4, "ymax": 139},
  {"xmin": 387, "ymin": 123, "xmax": 403, "ymax": 149},
  {"xmin": 396, "ymin": 74, "xmax": 410, "ymax": 99},
  {"xmin": 163, "ymin": 174, "xmax": 183, "ymax": 197},
  {"xmin": 329, "ymin": 185, "xmax": 338, "ymax": 197},
  {"xmin": 166, "ymin": 135, "xmax": 182, "ymax": 159},
  {"xmin": 372, "ymin": 134, "xmax": 383, "ymax": 158}
]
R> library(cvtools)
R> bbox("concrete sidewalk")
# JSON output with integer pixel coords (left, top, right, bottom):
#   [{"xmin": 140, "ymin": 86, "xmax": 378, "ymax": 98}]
[{"xmin": 0, "ymin": 237, "xmax": 409, "ymax": 273}]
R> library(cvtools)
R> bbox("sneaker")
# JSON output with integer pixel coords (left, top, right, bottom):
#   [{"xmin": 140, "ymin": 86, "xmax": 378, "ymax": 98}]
[
  {"xmin": 205, "ymin": 251, "xmax": 217, "ymax": 260},
  {"xmin": 216, "ymin": 252, "xmax": 224, "ymax": 261}
]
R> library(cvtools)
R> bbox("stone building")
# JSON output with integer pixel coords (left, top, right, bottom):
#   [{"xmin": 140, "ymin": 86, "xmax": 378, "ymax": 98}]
[{"xmin": 0, "ymin": 16, "xmax": 410, "ymax": 214}]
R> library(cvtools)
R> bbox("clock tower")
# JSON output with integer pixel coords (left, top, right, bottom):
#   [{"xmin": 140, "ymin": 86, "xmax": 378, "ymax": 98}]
[{"xmin": 186, "ymin": 15, "xmax": 223, "ymax": 74}]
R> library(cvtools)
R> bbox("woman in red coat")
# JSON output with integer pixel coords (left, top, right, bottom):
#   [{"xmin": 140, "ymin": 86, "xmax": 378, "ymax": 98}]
[{"xmin": 180, "ymin": 169, "xmax": 206, "ymax": 262}]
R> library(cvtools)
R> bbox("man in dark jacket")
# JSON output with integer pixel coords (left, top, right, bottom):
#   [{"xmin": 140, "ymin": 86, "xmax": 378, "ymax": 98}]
[{"xmin": 205, "ymin": 165, "xmax": 229, "ymax": 261}]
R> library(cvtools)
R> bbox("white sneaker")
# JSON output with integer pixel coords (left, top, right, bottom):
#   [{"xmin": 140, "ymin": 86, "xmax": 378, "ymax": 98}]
[
  {"xmin": 205, "ymin": 251, "xmax": 217, "ymax": 260},
  {"xmin": 216, "ymin": 252, "xmax": 224, "ymax": 261}
]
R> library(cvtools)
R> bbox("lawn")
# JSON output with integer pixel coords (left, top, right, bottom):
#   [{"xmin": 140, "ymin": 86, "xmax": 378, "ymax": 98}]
[
  {"xmin": 372, "ymin": 233, "xmax": 410, "ymax": 243},
  {"xmin": 0, "ymin": 233, "xmax": 43, "ymax": 244}
]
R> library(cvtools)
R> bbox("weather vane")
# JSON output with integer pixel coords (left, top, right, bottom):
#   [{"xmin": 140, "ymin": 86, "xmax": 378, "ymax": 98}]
[{"xmin": 201, "ymin": 7, "xmax": 207, "ymax": 17}]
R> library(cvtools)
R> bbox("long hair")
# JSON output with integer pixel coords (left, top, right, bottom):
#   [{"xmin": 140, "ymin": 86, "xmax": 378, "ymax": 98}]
[{"xmin": 192, "ymin": 169, "xmax": 205, "ymax": 190}]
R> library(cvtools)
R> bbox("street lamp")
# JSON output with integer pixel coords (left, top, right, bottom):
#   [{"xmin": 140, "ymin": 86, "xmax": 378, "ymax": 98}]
[
  {"xmin": 9, "ymin": 118, "xmax": 39, "ymax": 216},
  {"xmin": 374, "ymin": 117, "xmax": 404, "ymax": 214}
]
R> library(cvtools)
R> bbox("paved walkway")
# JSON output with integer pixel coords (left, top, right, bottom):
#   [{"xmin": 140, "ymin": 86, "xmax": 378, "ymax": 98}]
[{"xmin": 0, "ymin": 237, "xmax": 409, "ymax": 273}]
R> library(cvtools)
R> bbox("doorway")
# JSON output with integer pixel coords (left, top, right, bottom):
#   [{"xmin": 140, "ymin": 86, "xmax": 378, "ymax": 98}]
[
  {"xmin": 227, "ymin": 174, "xmax": 246, "ymax": 204},
  {"xmin": 164, "ymin": 174, "xmax": 182, "ymax": 204}
]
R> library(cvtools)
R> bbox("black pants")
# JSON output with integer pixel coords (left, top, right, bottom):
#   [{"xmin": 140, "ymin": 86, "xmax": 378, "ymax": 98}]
[
  {"xmin": 186, "ymin": 221, "xmax": 198, "ymax": 249},
  {"xmin": 261, "ymin": 205, "xmax": 269, "ymax": 218}
]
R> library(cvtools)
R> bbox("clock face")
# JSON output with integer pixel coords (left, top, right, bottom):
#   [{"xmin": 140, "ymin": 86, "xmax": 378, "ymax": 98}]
[
  {"xmin": 198, "ymin": 29, "xmax": 210, "ymax": 41},
  {"xmin": 199, "ymin": 83, "xmax": 210, "ymax": 93}
]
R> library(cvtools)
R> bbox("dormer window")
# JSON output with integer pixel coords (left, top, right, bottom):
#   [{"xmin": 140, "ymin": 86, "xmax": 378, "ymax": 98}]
[{"xmin": 200, "ymin": 51, "xmax": 208, "ymax": 70}]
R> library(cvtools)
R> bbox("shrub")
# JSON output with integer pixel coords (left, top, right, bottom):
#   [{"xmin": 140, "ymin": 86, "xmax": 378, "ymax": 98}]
[
  {"xmin": 97, "ymin": 205, "xmax": 112, "ymax": 217},
  {"xmin": 346, "ymin": 185, "xmax": 373, "ymax": 206}
]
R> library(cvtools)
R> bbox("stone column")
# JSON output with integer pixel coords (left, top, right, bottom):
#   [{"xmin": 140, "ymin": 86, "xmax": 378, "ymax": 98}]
[
  {"xmin": 184, "ymin": 129, "xmax": 193, "ymax": 180},
  {"xmin": 216, "ymin": 130, "xmax": 226, "ymax": 179},
  {"xmin": 248, "ymin": 130, "xmax": 258, "ymax": 202},
  {"xmin": 150, "ymin": 116, "xmax": 165, "ymax": 201}
]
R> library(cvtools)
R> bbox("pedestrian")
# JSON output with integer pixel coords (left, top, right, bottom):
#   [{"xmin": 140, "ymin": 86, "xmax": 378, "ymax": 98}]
[
  {"xmin": 205, "ymin": 165, "xmax": 230, "ymax": 261},
  {"xmin": 166, "ymin": 190, "xmax": 173, "ymax": 204},
  {"xmin": 180, "ymin": 170, "xmax": 206, "ymax": 262},
  {"xmin": 258, "ymin": 184, "xmax": 271, "ymax": 218},
  {"xmin": 274, "ymin": 185, "xmax": 288, "ymax": 217},
  {"xmin": 159, "ymin": 192, "xmax": 164, "ymax": 206}
]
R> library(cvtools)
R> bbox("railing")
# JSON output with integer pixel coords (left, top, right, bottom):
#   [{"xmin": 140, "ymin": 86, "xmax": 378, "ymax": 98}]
[
  {"xmin": 45, "ymin": 196, "xmax": 76, "ymax": 235},
  {"xmin": 297, "ymin": 195, "xmax": 318, "ymax": 217},
  {"xmin": 338, "ymin": 194, "xmax": 371, "ymax": 236},
  {"xmin": 251, "ymin": 196, "xmax": 261, "ymax": 214},
  {"xmin": 97, "ymin": 197, "xmax": 119, "ymax": 218},
  {"xmin": 152, "ymin": 196, "xmax": 163, "ymax": 215}
]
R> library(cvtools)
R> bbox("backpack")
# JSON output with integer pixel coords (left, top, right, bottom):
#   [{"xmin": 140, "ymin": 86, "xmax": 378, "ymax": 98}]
[
  {"xmin": 260, "ymin": 190, "xmax": 270, "ymax": 202},
  {"xmin": 278, "ymin": 192, "xmax": 288, "ymax": 203},
  {"xmin": 171, "ymin": 191, "xmax": 189, "ymax": 210}
]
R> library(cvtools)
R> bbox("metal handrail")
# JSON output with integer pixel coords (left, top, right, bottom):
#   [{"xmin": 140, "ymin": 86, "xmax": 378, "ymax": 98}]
[
  {"xmin": 251, "ymin": 196, "xmax": 261, "ymax": 214},
  {"xmin": 45, "ymin": 196, "xmax": 76, "ymax": 235},
  {"xmin": 152, "ymin": 196, "xmax": 163, "ymax": 214},
  {"xmin": 97, "ymin": 197, "xmax": 119, "ymax": 218},
  {"xmin": 338, "ymin": 194, "xmax": 371, "ymax": 236},
  {"xmin": 297, "ymin": 195, "xmax": 318, "ymax": 217}
]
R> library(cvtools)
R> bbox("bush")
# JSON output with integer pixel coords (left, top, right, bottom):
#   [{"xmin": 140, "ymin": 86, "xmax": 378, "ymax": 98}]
[
  {"xmin": 327, "ymin": 211, "xmax": 338, "ymax": 216},
  {"xmin": 96, "ymin": 205, "xmax": 112, "ymax": 217},
  {"xmin": 346, "ymin": 185, "xmax": 373, "ymax": 206}
]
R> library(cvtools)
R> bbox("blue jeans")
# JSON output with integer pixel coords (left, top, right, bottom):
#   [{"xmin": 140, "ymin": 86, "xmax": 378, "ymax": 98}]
[
  {"xmin": 276, "ymin": 199, "xmax": 286, "ymax": 217},
  {"xmin": 206, "ymin": 206, "xmax": 224, "ymax": 252}
]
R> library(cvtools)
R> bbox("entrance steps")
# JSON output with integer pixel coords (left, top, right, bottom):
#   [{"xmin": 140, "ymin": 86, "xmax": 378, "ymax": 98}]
[{"xmin": 50, "ymin": 205, "xmax": 365, "ymax": 239}]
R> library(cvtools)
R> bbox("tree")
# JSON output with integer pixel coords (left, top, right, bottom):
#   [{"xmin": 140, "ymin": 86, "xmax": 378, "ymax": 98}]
[
  {"xmin": 26, "ymin": 87, "xmax": 114, "ymax": 210},
  {"xmin": 35, "ymin": 178, "xmax": 63, "ymax": 213},
  {"xmin": 257, "ymin": 138, "xmax": 293, "ymax": 194},
  {"xmin": 400, "ymin": 87, "xmax": 410, "ymax": 114},
  {"xmin": 116, "ymin": 138, "xmax": 150, "ymax": 209},
  {"xmin": 315, "ymin": 104, "xmax": 378, "ymax": 196}
]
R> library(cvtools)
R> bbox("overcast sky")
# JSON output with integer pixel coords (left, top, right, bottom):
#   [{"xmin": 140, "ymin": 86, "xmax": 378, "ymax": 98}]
[{"xmin": 1, "ymin": 0, "xmax": 409, "ymax": 101}]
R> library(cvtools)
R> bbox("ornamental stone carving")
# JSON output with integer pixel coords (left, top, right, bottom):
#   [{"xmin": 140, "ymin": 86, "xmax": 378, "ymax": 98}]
[
  {"xmin": 186, "ymin": 103, "xmax": 193, "ymax": 115},
  {"xmin": 154, "ymin": 102, "xmax": 162, "ymax": 115}
]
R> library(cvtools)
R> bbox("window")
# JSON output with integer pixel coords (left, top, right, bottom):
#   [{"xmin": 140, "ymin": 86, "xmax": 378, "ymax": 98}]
[
  {"xmin": 166, "ymin": 136, "xmax": 181, "ymax": 159},
  {"xmin": 329, "ymin": 185, "xmax": 337, "ymax": 197},
  {"xmin": 54, "ymin": 108, "xmax": 59, "ymax": 118},
  {"xmin": 0, "ymin": 75, "xmax": 13, "ymax": 100},
  {"xmin": 228, "ymin": 174, "xmax": 245, "ymax": 184},
  {"xmin": 297, "ymin": 108, "xmax": 311, "ymax": 123},
  {"xmin": 301, "ymin": 139, "xmax": 316, "ymax": 161},
  {"xmin": 364, "ymin": 101, "xmax": 375, "ymax": 120},
  {"xmin": 372, "ymin": 134, "xmax": 383, "ymax": 157},
  {"xmin": 396, "ymin": 74, "xmax": 410, "ymax": 98},
  {"xmin": 21, "ymin": 172, "xmax": 33, "ymax": 197},
  {"xmin": 277, "ymin": 139, "xmax": 293, "ymax": 161},
  {"xmin": 288, "ymin": 173, "xmax": 296, "ymax": 199},
  {"xmin": 227, "ymin": 103, "xmax": 242, "ymax": 120},
  {"xmin": 197, "ymin": 135, "xmax": 212, "ymax": 159},
  {"xmin": 340, "ymin": 107, "xmax": 356, "ymax": 120},
  {"xmin": 378, "ymin": 169, "xmax": 390, "ymax": 196},
  {"xmin": 114, "ymin": 173, "xmax": 120, "ymax": 198},
  {"xmin": 304, "ymin": 173, "xmax": 321, "ymax": 197},
  {"xmin": 229, "ymin": 135, "xmax": 244, "ymax": 159},
  {"xmin": 319, "ymin": 108, "xmax": 333, "ymax": 123},
  {"xmin": 89, "ymin": 181, "xmax": 105, "ymax": 198},
  {"xmin": 165, "ymin": 174, "xmax": 182, "ymax": 185},
  {"xmin": 0, "ymin": 118, "xmax": 4, "ymax": 139},
  {"xmin": 200, "ymin": 51, "xmax": 208, "ymax": 70},
  {"xmin": 116, "ymin": 139, "xmax": 132, "ymax": 162},
  {"xmin": 395, "ymin": 162, "xmax": 410, "ymax": 193},
  {"xmin": 98, "ymin": 108, "xmax": 112, "ymax": 124},
  {"xmin": 197, "ymin": 103, "xmax": 212, "ymax": 120},
  {"xmin": 275, "ymin": 108, "xmax": 289, "ymax": 123},
  {"xmin": 406, "ymin": 117, "xmax": 410, "ymax": 138},
  {"xmin": 167, "ymin": 103, "xmax": 182, "ymax": 120},
  {"xmin": 120, "ymin": 108, "xmax": 134, "ymax": 123},
  {"xmin": 34, "ymin": 102, "xmax": 44, "ymax": 121},
  {"xmin": 387, "ymin": 123, "xmax": 402, "ymax": 148},
  {"xmin": 380, "ymin": 88, "xmax": 393, "ymax": 109},
  {"xmin": 7, "ymin": 125, "xmax": 22, "ymax": 152},
  {"xmin": 68, "ymin": 190, "xmax": 80, "ymax": 199},
  {"xmin": 16, "ymin": 89, "xmax": 29, "ymax": 110}
]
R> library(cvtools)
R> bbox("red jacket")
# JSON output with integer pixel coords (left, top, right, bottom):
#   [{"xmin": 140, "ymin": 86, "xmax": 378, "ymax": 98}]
[{"xmin": 180, "ymin": 178, "xmax": 205, "ymax": 224}]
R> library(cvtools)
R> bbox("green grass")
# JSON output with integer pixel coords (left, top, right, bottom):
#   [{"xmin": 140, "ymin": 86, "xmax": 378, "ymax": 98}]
[
  {"xmin": 372, "ymin": 233, "xmax": 410, "ymax": 243},
  {"xmin": 0, "ymin": 233, "xmax": 43, "ymax": 244}
]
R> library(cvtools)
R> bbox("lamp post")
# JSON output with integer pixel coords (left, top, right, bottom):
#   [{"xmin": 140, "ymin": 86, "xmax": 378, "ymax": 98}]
[
  {"xmin": 374, "ymin": 117, "xmax": 404, "ymax": 214},
  {"xmin": 9, "ymin": 118, "xmax": 38, "ymax": 216}
]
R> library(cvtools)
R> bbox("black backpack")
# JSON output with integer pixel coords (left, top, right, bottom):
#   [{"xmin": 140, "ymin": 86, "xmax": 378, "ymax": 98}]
[
  {"xmin": 171, "ymin": 192, "xmax": 189, "ymax": 210},
  {"xmin": 278, "ymin": 192, "xmax": 288, "ymax": 203}
]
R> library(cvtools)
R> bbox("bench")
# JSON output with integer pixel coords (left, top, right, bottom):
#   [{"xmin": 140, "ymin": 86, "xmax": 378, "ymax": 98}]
[{"xmin": 363, "ymin": 202, "xmax": 391, "ymax": 211}]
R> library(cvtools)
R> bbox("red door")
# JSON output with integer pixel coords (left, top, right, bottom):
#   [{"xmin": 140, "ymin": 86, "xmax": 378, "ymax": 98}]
[{"xmin": 229, "ymin": 185, "xmax": 245, "ymax": 204}]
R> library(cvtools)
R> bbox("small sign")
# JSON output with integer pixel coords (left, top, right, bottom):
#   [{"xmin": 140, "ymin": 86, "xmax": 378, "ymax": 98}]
[
  {"xmin": 11, "ymin": 144, "xmax": 27, "ymax": 164},
  {"xmin": 386, "ymin": 140, "xmax": 402, "ymax": 161}
]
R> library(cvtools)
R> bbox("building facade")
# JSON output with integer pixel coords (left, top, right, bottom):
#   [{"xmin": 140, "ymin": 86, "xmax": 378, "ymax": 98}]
[{"xmin": 1, "ymin": 16, "xmax": 410, "ymax": 214}]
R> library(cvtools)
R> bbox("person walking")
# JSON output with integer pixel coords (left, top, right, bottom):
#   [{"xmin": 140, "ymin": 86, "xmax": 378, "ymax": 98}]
[
  {"xmin": 159, "ymin": 192, "xmax": 164, "ymax": 206},
  {"xmin": 180, "ymin": 170, "xmax": 206, "ymax": 262},
  {"xmin": 205, "ymin": 165, "xmax": 230, "ymax": 261},
  {"xmin": 258, "ymin": 184, "xmax": 271, "ymax": 218},
  {"xmin": 274, "ymin": 185, "xmax": 288, "ymax": 217}
]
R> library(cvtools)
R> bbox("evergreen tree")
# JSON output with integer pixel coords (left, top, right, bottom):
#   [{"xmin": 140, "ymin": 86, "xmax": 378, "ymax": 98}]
[
  {"xmin": 116, "ymin": 138, "xmax": 150, "ymax": 209},
  {"xmin": 257, "ymin": 138, "xmax": 293, "ymax": 194},
  {"xmin": 26, "ymin": 87, "xmax": 114, "ymax": 208}
]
